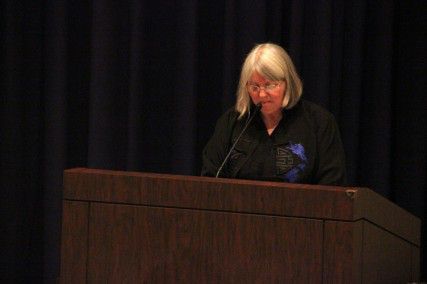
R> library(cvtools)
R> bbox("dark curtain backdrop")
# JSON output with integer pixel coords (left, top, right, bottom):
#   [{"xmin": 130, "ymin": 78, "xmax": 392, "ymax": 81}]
[{"xmin": 1, "ymin": 0, "xmax": 426, "ymax": 282}]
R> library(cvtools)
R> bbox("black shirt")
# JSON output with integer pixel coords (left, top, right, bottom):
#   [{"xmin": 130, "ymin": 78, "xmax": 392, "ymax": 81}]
[{"xmin": 201, "ymin": 99, "xmax": 347, "ymax": 185}]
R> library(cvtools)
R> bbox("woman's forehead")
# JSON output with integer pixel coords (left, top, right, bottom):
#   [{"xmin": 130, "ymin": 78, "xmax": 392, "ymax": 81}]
[{"xmin": 248, "ymin": 71, "xmax": 277, "ymax": 83}]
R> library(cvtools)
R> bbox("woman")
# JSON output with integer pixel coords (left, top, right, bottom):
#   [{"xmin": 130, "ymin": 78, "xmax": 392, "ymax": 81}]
[{"xmin": 202, "ymin": 43, "xmax": 346, "ymax": 185}]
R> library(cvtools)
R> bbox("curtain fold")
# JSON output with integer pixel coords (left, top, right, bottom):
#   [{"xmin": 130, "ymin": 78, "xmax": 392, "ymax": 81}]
[{"xmin": 43, "ymin": 0, "xmax": 67, "ymax": 280}]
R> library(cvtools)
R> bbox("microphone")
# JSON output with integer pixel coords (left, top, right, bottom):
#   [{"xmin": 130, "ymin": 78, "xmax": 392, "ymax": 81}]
[{"xmin": 215, "ymin": 103, "xmax": 262, "ymax": 178}]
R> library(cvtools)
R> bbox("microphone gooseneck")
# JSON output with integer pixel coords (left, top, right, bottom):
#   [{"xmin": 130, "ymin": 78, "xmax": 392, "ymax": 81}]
[{"xmin": 215, "ymin": 103, "xmax": 262, "ymax": 178}]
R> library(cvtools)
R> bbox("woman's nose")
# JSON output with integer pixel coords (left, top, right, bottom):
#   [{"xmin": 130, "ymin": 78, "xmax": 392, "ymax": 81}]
[{"xmin": 259, "ymin": 89, "xmax": 268, "ymax": 97}]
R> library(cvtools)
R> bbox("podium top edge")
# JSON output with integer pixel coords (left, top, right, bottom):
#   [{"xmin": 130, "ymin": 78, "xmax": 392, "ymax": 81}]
[{"xmin": 64, "ymin": 167, "xmax": 358, "ymax": 192}]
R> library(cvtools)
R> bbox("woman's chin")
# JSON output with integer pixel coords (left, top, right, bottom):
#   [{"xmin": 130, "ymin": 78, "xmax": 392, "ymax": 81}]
[{"xmin": 261, "ymin": 107, "xmax": 281, "ymax": 116}]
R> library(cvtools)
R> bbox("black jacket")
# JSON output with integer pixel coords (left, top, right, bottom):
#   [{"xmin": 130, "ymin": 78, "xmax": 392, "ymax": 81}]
[{"xmin": 201, "ymin": 99, "xmax": 347, "ymax": 186}]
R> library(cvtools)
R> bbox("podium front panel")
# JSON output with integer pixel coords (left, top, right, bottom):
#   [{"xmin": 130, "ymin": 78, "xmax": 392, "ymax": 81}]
[{"xmin": 87, "ymin": 203, "xmax": 323, "ymax": 283}]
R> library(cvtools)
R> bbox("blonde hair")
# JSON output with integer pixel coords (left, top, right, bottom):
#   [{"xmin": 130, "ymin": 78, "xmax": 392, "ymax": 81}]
[{"xmin": 235, "ymin": 43, "xmax": 303, "ymax": 118}]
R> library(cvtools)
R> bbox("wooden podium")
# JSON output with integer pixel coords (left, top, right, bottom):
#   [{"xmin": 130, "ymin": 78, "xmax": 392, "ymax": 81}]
[{"xmin": 60, "ymin": 168, "xmax": 420, "ymax": 283}]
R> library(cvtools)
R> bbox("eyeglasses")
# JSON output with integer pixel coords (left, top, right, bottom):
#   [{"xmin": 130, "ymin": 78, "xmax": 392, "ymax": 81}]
[{"xmin": 246, "ymin": 82, "xmax": 281, "ymax": 94}]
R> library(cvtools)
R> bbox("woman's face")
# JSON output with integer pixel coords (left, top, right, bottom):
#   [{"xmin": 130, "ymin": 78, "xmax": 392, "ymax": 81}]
[{"xmin": 247, "ymin": 71, "xmax": 286, "ymax": 117}]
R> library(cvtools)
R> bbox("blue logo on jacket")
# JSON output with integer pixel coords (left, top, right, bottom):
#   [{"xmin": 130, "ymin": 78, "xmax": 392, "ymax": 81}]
[{"xmin": 276, "ymin": 142, "xmax": 308, "ymax": 182}]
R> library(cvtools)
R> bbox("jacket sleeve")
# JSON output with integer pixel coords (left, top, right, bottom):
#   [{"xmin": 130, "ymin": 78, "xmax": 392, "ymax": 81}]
[
  {"xmin": 201, "ymin": 109, "xmax": 237, "ymax": 177},
  {"xmin": 314, "ymin": 112, "xmax": 347, "ymax": 186}
]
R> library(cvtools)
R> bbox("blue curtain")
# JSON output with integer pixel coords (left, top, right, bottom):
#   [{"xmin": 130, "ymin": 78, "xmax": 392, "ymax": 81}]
[{"xmin": 1, "ymin": 0, "xmax": 426, "ymax": 282}]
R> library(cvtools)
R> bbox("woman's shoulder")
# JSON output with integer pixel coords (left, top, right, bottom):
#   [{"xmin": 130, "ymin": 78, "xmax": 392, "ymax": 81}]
[
  {"xmin": 295, "ymin": 99, "xmax": 336, "ymax": 124},
  {"xmin": 291, "ymin": 99, "xmax": 338, "ymax": 133},
  {"xmin": 216, "ymin": 107, "xmax": 240, "ymax": 125},
  {"xmin": 298, "ymin": 99, "xmax": 334, "ymax": 119},
  {"xmin": 222, "ymin": 107, "xmax": 240, "ymax": 118},
  {"xmin": 211, "ymin": 107, "xmax": 241, "ymax": 134}
]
